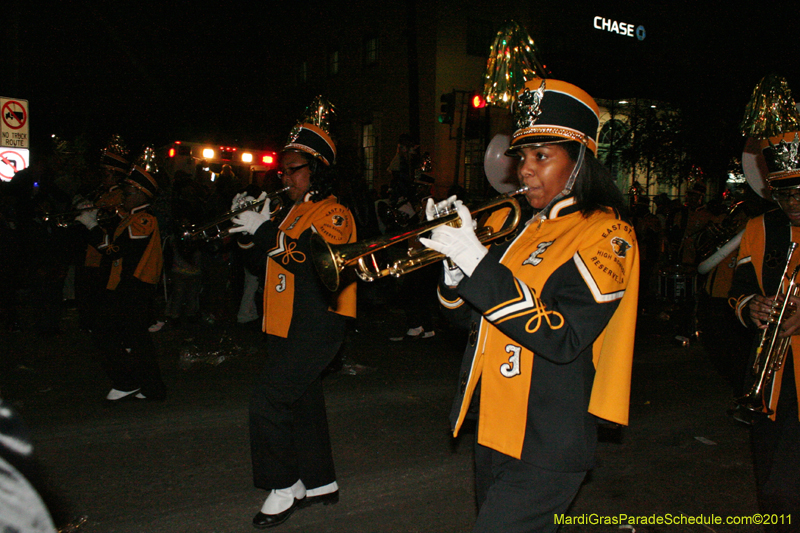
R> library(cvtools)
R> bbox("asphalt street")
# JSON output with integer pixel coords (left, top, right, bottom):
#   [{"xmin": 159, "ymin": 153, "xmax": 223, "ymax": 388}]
[{"xmin": 0, "ymin": 282, "xmax": 765, "ymax": 533}]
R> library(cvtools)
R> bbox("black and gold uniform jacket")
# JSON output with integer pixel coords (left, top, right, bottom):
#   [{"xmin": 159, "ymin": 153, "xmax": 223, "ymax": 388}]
[
  {"xmin": 438, "ymin": 196, "xmax": 639, "ymax": 472},
  {"xmin": 729, "ymin": 208, "xmax": 800, "ymax": 420},
  {"xmin": 88, "ymin": 203, "xmax": 163, "ymax": 291},
  {"xmin": 242, "ymin": 193, "xmax": 356, "ymax": 338}
]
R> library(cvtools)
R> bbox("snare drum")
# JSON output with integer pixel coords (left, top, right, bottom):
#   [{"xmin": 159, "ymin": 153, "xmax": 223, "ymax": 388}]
[{"xmin": 658, "ymin": 264, "xmax": 697, "ymax": 302}]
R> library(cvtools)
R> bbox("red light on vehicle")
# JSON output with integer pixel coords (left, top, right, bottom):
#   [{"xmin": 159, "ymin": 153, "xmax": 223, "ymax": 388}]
[
  {"xmin": 471, "ymin": 94, "xmax": 486, "ymax": 109},
  {"xmin": 168, "ymin": 148, "xmax": 176, "ymax": 158},
  {"xmin": 262, "ymin": 154, "xmax": 275, "ymax": 165}
]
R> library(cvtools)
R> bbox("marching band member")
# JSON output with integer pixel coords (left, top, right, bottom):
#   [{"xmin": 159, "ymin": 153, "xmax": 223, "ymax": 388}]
[
  {"xmin": 75, "ymin": 165, "xmax": 165, "ymax": 402},
  {"xmin": 76, "ymin": 150, "xmax": 128, "ymax": 329},
  {"xmin": 420, "ymin": 79, "xmax": 639, "ymax": 533},
  {"xmin": 229, "ymin": 104, "xmax": 356, "ymax": 529},
  {"xmin": 729, "ymin": 129, "xmax": 800, "ymax": 529}
]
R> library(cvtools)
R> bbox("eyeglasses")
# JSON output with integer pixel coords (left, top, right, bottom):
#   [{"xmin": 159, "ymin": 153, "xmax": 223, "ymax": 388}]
[
  {"xmin": 277, "ymin": 164, "xmax": 309, "ymax": 178},
  {"xmin": 772, "ymin": 189, "xmax": 800, "ymax": 203}
]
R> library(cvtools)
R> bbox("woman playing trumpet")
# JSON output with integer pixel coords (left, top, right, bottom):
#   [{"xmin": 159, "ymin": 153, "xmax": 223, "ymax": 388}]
[
  {"xmin": 729, "ymin": 128, "xmax": 800, "ymax": 529},
  {"xmin": 228, "ymin": 107, "xmax": 356, "ymax": 528},
  {"xmin": 420, "ymin": 79, "xmax": 639, "ymax": 533}
]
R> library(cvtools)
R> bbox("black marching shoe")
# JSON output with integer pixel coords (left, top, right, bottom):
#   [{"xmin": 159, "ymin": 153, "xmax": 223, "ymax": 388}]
[
  {"xmin": 252, "ymin": 491, "xmax": 338, "ymax": 528},
  {"xmin": 252, "ymin": 498, "xmax": 303, "ymax": 529},
  {"xmin": 253, "ymin": 481, "xmax": 306, "ymax": 529}
]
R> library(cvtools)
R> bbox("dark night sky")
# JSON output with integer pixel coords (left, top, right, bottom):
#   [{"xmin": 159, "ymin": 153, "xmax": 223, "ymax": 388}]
[
  {"xmin": 4, "ymin": 2, "xmax": 800, "ymax": 175},
  {"xmin": 4, "ymin": 2, "xmax": 284, "ymax": 151}
]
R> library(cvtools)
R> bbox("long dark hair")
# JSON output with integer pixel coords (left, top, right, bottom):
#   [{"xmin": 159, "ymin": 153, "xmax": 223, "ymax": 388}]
[
  {"xmin": 281, "ymin": 150, "xmax": 337, "ymax": 203},
  {"xmin": 562, "ymin": 141, "xmax": 628, "ymax": 219}
]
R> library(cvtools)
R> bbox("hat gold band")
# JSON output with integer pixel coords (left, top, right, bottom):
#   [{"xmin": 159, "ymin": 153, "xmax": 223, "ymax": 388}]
[{"xmin": 510, "ymin": 126, "xmax": 597, "ymax": 154}]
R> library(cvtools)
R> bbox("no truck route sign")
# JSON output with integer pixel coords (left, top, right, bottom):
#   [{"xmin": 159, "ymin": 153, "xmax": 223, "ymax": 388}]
[{"xmin": 1, "ymin": 97, "xmax": 29, "ymax": 149}]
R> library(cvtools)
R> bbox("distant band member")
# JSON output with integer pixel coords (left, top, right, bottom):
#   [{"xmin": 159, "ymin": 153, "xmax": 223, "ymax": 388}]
[{"xmin": 76, "ymin": 165, "xmax": 165, "ymax": 401}]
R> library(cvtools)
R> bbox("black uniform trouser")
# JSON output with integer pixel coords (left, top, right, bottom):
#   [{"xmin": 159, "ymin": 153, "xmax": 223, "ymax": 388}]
[
  {"xmin": 90, "ymin": 283, "xmax": 166, "ymax": 399},
  {"xmin": 474, "ymin": 441, "xmax": 586, "ymax": 533},
  {"xmin": 249, "ymin": 312, "xmax": 345, "ymax": 492},
  {"xmin": 751, "ymin": 356, "xmax": 800, "ymax": 532}
]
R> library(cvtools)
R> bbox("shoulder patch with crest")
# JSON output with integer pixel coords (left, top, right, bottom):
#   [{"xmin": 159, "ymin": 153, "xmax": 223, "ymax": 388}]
[{"xmin": 611, "ymin": 236, "xmax": 632, "ymax": 257}]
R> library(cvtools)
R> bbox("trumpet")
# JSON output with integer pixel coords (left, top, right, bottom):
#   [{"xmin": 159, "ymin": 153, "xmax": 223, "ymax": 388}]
[
  {"xmin": 737, "ymin": 242, "xmax": 799, "ymax": 415},
  {"xmin": 42, "ymin": 205, "xmax": 120, "ymax": 228},
  {"xmin": 311, "ymin": 187, "xmax": 528, "ymax": 292},
  {"xmin": 181, "ymin": 187, "xmax": 290, "ymax": 242}
]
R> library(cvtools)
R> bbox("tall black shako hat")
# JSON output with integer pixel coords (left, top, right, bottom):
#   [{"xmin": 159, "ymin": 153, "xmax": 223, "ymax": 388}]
[
  {"xmin": 100, "ymin": 149, "xmax": 129, "ymax": 174},
  {"xmin": 284, "ymin": 96, "xmax": 337, "ymax": 166},
  {"xmin": 506, "ymin": 78, "xmax": 600, "ymax": 156},
  {"xmin": 125, "ymin": 165, "xmax": 159, "ymax": 198}
]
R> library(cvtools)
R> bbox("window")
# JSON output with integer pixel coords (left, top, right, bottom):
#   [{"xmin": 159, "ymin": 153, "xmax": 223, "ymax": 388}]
[
  {"xmin": 466, "ymin": 19, "xmax": 494, "ymax": 57},
  {"xmin": 364, "ymin": 36, "xmax": 378, "ymax": 65},
  {"xmin": 464, "ymin": 140, "xmax": 486, "ymax": 193},
  {"xmin": 598, "ymin": 119, "xmax": 628, "ymax": 145},
  {"xmin": 598, "ymin": 119, "xmax": 628, "ymax": 180},
  {"xmin": 362, "ymin": 124, "xmax": 376, "ymax": 185},
  {"xmin": 328, "ymin": 50, "xmax": 339, "ymax": 77}
]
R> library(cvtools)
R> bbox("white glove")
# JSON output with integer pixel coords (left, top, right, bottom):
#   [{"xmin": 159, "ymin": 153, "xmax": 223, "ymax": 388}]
[
  {"xmin": 425, "ymin": 195, "xmax": 464, "ymax": 284},
  {"xmin": 443, "ymin": 261, "xmax": 465, "ymax": 286},
  {"xmin": 231, "ymin": 192, "xmax": 249, "ymax": 211},
  {"xmin": 231, "ymin": 191, "xmax": 267, "ymax": 211},
  {"xmin": 419, "ymin": 201, "xmax": 487, "ymax": 277},
  {"xmin": 425, "ymin": 195, "xmax": 458, "ymax": 221},
  {"xmin": 229, "ymin": 193, "xmax": 271, "ymax": 235},
  {"xmin": 75, "ymin": 208, "xmax": 99, "ymax": 230}
]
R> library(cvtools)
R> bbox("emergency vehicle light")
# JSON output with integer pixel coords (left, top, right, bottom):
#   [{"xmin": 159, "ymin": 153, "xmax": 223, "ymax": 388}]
[
  {"xmin": 242, "ymin": 153, "xmax": 253, "ymax": 163},
  {"xmin": 202, "ymin": 148, "xmax": 215, "ymax": 159},
  {"xmin": 262, "ymin": 154, "xmax": 275, "ymax": 165},
  {"xmin": 168, "ymin": 148, "xmax": 176, "ymax": 158}
]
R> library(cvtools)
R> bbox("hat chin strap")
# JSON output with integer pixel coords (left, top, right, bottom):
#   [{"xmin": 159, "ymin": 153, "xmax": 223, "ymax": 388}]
[{"xmin": 534, "ymin": 143, "xmax": 586, "ymax": 220}]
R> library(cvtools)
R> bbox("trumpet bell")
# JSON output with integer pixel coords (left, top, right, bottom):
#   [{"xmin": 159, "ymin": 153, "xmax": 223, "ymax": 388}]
[{"xmin": 310, "ymin": 235, "xmax": 345, "ymax": 293}]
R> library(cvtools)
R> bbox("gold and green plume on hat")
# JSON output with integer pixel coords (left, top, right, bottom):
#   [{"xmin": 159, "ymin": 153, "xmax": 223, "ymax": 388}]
[
  {"xmin": 482, "ymin": 20, "xmax": 547, "ymax": 109},
  {"xmin": 741, "ymin": 73, "xmax": 800, "ymax": 190}
]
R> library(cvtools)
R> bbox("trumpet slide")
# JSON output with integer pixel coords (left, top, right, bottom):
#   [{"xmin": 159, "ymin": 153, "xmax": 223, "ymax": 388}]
[
  {"xmin": 737, "ymin": 242, "xmax": 799, "ymax": 415},
  {"xmin": 181, "ymin": 186, "xmax": 290, "ymax": 242},
  {"xmin": 311, "ymin": 187, "xmax": 527, "ymax": 292}
]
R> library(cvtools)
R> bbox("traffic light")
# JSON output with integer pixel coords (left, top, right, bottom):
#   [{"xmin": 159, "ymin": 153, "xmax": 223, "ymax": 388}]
[
  {"xmin": 470, "ymin": 93, "xmax": 486, "ymax": 110},
  {"xmin": 465, "ymin": 92, "xmax": 486, "ymax": 139},
  {"xmin": 439, "ymin": 91, "xmax": 455, "ymax": 125}
]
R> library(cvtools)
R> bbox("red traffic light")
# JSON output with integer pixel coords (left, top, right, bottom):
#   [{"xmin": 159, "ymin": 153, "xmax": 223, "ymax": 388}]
[{"xmin": 471, "ymin": 93, "xmax": 486, "ymax": 109}]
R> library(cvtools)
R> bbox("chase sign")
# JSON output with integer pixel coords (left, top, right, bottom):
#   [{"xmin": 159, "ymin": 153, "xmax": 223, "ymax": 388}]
[{"xmin": 593, "ymin": 16, "xmax": 646, "ymax": 41}]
